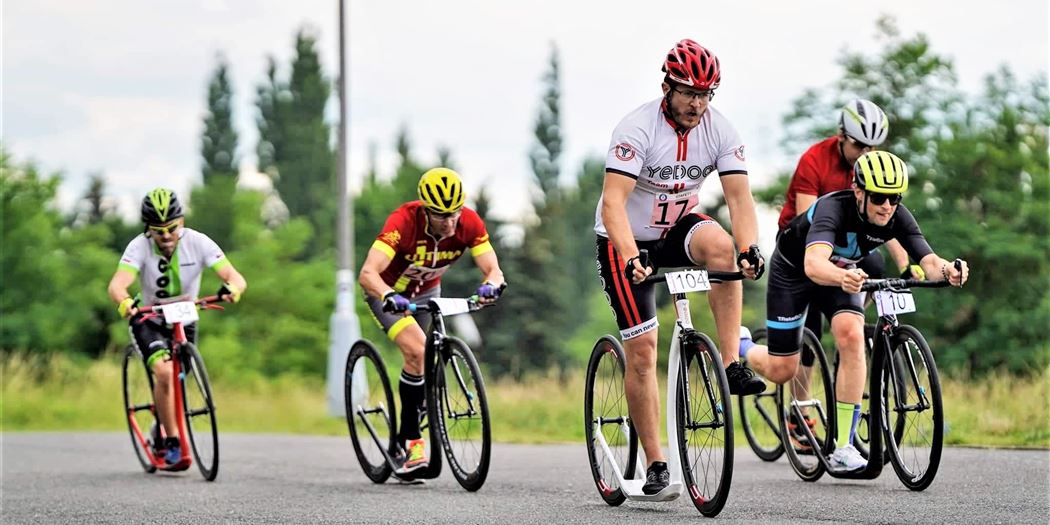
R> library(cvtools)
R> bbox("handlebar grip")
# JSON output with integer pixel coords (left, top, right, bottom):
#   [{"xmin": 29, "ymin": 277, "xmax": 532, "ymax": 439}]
[{"xmin": 638, "ymin": 249, "xmax": 650, "ymax": 269}]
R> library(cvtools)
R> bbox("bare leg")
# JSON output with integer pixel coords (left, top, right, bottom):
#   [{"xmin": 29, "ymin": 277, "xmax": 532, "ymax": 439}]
[{"xmin": 623, "ymin": 330, "xmax": 665, "ymax": 466}]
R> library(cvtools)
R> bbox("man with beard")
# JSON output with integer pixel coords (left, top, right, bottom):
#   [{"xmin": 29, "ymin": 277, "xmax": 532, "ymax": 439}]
[{"xmin": 593, "ymin": 38, "xmax": 766, "ymax": 495}]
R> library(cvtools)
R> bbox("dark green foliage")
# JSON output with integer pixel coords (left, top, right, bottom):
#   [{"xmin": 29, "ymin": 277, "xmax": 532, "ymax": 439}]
[
  {"xmin": 256, "ymin": 29, "xmax": 336, "ymax": 255},
  {"xmin": 194, "ymin": 54, "xmax": 239, "ymax": 249}
]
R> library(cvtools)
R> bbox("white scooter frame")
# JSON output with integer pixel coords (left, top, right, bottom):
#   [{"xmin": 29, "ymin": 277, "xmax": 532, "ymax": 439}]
[{"xmin": 590, "ymin": 267, "xmax": 738, "ymax": 510}]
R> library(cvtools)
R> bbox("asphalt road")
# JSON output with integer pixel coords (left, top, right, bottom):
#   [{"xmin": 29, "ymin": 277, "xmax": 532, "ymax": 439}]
[{"xmin": 2, "ymin": 433, "xmax": 1047, "ymax": 524}]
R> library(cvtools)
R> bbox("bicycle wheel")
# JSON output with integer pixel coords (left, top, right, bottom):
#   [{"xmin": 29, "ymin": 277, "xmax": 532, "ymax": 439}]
[
  {"xmin": 883, "ymin": 325, "xmax": 943, "ymax": 491},
  {"xmin": 584, "ymin": 335, "xmax": 638, "ymax": 507},
  {"xmin": 344, "ymin": 340, "xmax": 395, "ymax": 484},
  {"xmin": 853, "ymin": 328, "xmax": 900, "ymax": 465},
  {"xmin": 122, "ymin": 345, "xmax": 158, "ymax": 474},
  {"xmin": 429, "ymin": 336, "xmax": 491, "ymax": 492},
  {"xmin": 776, "ymin": 328, "xmax": 833, "ymax": 482},
  {"xmin": 181, "ymin": 343, "xmax": 219, "ymax": 481},
  {"xmin": 677, "ymin": 332, "xmax": 733, "ymax": 517},
  {"xmin": 738, "ymin": 328, "xmax": 784, "ymax": 462}
]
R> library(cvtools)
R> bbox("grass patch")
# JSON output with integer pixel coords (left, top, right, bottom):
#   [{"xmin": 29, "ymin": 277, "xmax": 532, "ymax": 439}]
[{"xmin": 3, "ymin": 353, "xmax": 1047, "ymax": 448}]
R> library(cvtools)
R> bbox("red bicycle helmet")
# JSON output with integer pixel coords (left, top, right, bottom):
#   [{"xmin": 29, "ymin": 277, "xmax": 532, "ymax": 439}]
[{"xmin": 662, "ymin": 39, "xmax": 720, "ymax": 90}]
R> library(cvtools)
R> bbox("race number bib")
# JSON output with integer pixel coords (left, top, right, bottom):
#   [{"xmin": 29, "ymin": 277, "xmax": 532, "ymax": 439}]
[
  {"xmin": 665, "ymin": 269, "xmax": 711, "ymax": 294},
  {"xmin": 429, "ymin": 298, "xmax": 471, "ymax": 316},
  {"xmin": 401, "ymin": 264, "xmax": 451, "ymax": 282},
  {"xmin": 650, "ymin": 193, "xmax": 699, "ymax": 228},
  {"xmin": 872, "ymin": 290, "xmax": 916, "ymax": 316},
  {"xmin": 160, "ymin": 301, "xmax": 199, "ymax": 324}
]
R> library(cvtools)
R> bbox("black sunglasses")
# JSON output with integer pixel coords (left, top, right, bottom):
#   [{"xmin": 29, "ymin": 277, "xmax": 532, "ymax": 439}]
[{"xmin": 867, "ymin": 192, "xmax": 903, "ymax": 206}]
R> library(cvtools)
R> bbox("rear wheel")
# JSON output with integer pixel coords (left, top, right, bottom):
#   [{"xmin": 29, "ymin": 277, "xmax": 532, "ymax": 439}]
[
  {"xmin": 883, "ymin": 325, "xmax": 943, "ymax": 491},
  {"xmin": 345, "ymin": 340, "xmax": 395, "ymax": 484},
  {"xmin": 738, "ymin": 328, "xmax": 784, "ymax": 462},
  {"xmin": 677, "ymin": 332, "xmax": 733, "ymax": 517},
  {"xmin": 777, "ymin": 328, "xmax": 833, "ymax": 482},
  {"xmin": 181, "ymin": 343, "xmax": 219, "ymax": 481},
  {"xmin": 122, "ymin": 345, "xmax": 158, "ymax": 474},
  {"xmin": 584, "ymin": 336, "xmax": 637, "ymax": 507},
  {"xmin": 429, "ymin": 336, "xmax": 491, "ymax": 492}
]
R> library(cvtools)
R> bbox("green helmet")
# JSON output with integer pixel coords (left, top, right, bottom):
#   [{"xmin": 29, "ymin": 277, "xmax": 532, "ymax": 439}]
[{"xmin": 140, "ymin": 188, "xmax": 184, "ymax": 224}]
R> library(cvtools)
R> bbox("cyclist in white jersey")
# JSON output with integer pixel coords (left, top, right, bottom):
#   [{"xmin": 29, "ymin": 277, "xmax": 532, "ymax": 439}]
[
  {"xmin": 594, "ymin": 39, "xmax": 766, "ymax": 495},
  {"xmin": 107, "ymin": 188, "xmax": 247, "ymax": 466}
]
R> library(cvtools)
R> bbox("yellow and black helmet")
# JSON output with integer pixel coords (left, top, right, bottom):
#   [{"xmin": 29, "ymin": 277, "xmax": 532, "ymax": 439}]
[
  {"xmin": 854, "ymin": 151, "xmax": 908, "ymax": 194},
  {"xmin": 417, "ymin": 167, "xmax": 465, "ymax": 213}
]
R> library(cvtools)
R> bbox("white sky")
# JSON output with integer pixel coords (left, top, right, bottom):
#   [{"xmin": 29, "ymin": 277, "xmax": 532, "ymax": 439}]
[{"xmin": 4, "ymin": 0, "xmax": 1048, "ymax": 251}]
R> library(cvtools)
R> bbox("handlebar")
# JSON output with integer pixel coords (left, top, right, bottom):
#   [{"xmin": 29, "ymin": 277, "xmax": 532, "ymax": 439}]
[
  {"xmin": 860, "ymin": 259, "xmax": 964, "ymax": 292},
  {"xmin": 136, "ymin": 295, "xmax": 226, "ymax": 323},
  {"xmin": 633, "ymin": 248, "xmax": 745, "ymax": 286}
]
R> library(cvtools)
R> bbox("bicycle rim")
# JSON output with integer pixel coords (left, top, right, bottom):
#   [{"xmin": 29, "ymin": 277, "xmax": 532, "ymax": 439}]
[
  {"xmin": 584, "ymin": 336, "xmax": 636, "ymax": 507},
  {"xmin": 345, "ymin": 341, "xmax": 395, "ymax": 484},
  {"xmin": 431, "ymin": 337, "xmax": 490, "ymax": 491},
  {"xmin": 182, "ymin": 344, "xmax": 219, "ymax": 481},
  {"xmin": 884, "ymin": 325, "xmax": 943, "ymax": 490},
  {"xmin": 777, "ymin": 328, "xmax": 832, "ymax": 482},
  {"xmin": 122, "ymin": 346, "xmax": 158, "ymax": 473},
  {"xmin": 677, "ymin": 332, "xmax": 732, "ymax": 517}
]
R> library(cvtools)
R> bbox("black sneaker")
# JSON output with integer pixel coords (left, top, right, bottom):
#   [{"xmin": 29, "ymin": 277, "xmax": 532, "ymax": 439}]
[
  {"xmin": 726, "ymin": 361, "xmax": 766, "ymax": 396},
  {"xmin": 641, "ymin": 461, "xmax": 670, "ymax": 495}
]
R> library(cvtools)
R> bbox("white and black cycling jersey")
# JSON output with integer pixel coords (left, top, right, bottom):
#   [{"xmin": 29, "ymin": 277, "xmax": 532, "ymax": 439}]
[{"xmin": 595, "ymin": 97, "xmax": 748, "ymax": 241}]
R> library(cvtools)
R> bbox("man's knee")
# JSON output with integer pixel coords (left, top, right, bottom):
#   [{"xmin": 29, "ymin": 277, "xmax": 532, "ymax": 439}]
[
  {"xmin": 763, "ymin": 354, "xmax": 801, "ymax": 384},
  {"xmin": 624, "ymin": 334, "xmax": 658, "ymax": 376},
  {"xmin": 691, "ymin": 230, "xmax": 734, "ymax": 269}
]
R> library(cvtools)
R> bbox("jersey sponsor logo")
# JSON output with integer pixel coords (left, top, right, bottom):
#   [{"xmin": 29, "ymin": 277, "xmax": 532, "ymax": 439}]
[
  {"xmin": 180, "ymin": 262, "xmax": 197, "ymax": 267},
  {"xmin": 865, "ymin": 235, "xmax": 886, "ymax": 243},
  {"xmin": 380, "ymin": 230, "xmax": 401, "ymax": 246},
  {"xmin": 644, "ymin": 164, "xmax": 716, "ymax": 181},
  {"xmin": 734, "ymin": 145, "xmax": 746, "ymax": 161},
  {"xmin": 408, "ymin": 244, "xmax": 464, "ymax": 265},
  {"xmin": 614, "ymin": 143, "xmax": 636, "ymax": 161},
  {"xmin": 776, "ymin": 313, "xmax": 805, "ymax": 323}
]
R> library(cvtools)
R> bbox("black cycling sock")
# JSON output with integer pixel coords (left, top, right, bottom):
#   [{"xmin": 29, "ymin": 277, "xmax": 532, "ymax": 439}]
[
  {"xmin": 398, "ymin": 370, "xmax": 425, "ymax": 442},
  {"xmin": 164, "ymin": 437, "xmax": 180, "ymax": 449}
]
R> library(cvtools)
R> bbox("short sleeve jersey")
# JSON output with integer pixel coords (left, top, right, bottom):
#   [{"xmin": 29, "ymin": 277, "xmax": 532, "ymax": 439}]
[
  {"xmin": 594, "ymin": 98, "xmax": 748, "ymax": 242},
  {"xmin": 117, "ymin": 228, "xmax": 230, "ymax": 303},
  {"xmin": 777, "ymin": 191, "xmax": 933, "ymax": 269},
  {"xmin": 777, "ymin": 136, "xmax": 852, "ymax": 230},
  {"xmin": 371, "ymin": 201, "xmax": 493, "ymax": 298}
]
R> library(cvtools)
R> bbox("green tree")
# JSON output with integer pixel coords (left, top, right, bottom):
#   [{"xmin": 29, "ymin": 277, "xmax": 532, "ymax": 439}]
[
  {"xmin": 192, "ymin": 54, "xmax": 239, "ymax": 249},
  {"xmin": 256, "ymin": 28, "xmax": 336, "ymax": 255}
]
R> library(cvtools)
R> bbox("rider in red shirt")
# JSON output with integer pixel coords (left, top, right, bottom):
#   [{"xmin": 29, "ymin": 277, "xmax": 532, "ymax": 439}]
[{"xmin": 358, "ymin": 167, "xmax": 506, "ymax": 474}]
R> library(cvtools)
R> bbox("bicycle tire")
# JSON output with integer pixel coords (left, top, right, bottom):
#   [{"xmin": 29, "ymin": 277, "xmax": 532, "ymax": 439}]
[
  {"xmin": 677, "ymin": 331, "xmax": 733, "ymax": 517},
  {"xmin": 428, "ymin": 336, "xmax": 491, "ymax": 491},
  {"xmin": 583, "ymin": 336, "xmax": 638, "ymax": 507},
  {"xmin": 344, "ymin": 340, "xmax": 395, "ymax": 484},
  {"xmin": 852, "ymin": 327, "xmax": 900, "ymax": 465},
  {"xmin": 738, "ymin": 328, "xmax": 784, "ymax": 462},
  {"xmin": 122, "ymin": 345, "xmax": 158, "ymax": 474},
  {"xmin": 777, "ymin": 328, "xmax": 833, "ymax": 482},
  {"xmin": 883, "ymin": 325, "xmax": 943, "ymax": 491},
  {"xmin": 181, "ymin": 343, "xmax": 220, "ymax": 481}
]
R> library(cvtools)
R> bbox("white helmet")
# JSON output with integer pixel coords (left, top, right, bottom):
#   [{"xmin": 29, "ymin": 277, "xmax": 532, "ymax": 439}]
[{"xmin": 840, "ymin": 99, "xmax": 889, "ymax": 146}]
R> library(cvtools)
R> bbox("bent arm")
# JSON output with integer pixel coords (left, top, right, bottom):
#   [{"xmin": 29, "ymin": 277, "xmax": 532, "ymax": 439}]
[
  {"xmin": 474, "ymin": 250, "xmax": 504, "ymax": 286},
  {"xmin": 215, "ymin": 263, "xmax": 247, "ymax": 294},
  {"xmin": 358, "ymin": 247, "xmax": 396, "ymax": 299},
  {"xmin": 721, "ymin": 174, "xmax": 759, "ymax": 249},
  {"xmin": 108, "ymin": 269, "xmax": 138, "ymax": 304},
  {"xmin": 804, "ymin": 244, "xmax": 851, "ymax": 286},
  {"xmin": 600, "ymin": 172, "xmax": 640, "ymax": 261}
]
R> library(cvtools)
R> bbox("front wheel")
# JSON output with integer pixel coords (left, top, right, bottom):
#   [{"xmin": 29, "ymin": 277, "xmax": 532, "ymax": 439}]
[
  {"xmin": 429, "ymin": 336, "xmax": 491, "ymax": 492},
  {"xmin": 181, "ymin": 343, "xmax": 220, "ymax": 481},
  {"xmin": 776, "ymin": 328, "xmax": 834, "ymax": 482},
  {"xmin": 738, "ymin": 328, "xmax": 784, "ymax": 462},
  {"xmin": 584, "ymin": 336, "xmax": 637, "ymax": 507},
  {"xmin": 122, "ymin": 345, "xmax": 158, "ymax": 474},
  {"xmin": 677, "ymin": 331, "xmax": 733, "ymax": 517},
  {"xmin": 344, "ymin": 340, "xmax": 395, "ymax": 484},
  {"xmin": 883, "ymin": 325, "xmax": 943, "ymax": 491}
]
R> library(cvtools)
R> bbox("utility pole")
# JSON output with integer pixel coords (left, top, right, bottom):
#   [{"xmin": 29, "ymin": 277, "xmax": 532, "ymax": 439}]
[{"xmin": 326, "ymin": 0, "xmax": 361, "ymax": 416}]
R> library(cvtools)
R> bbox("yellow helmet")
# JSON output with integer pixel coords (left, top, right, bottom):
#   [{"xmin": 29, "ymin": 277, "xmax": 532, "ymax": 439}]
[
  {"xmin": 417, "ymin": 167, "xmax": 465, "ymax": 213},
  {"xmin": 854, "ymin": 151, "xmax": 908, "ymax": 194}
]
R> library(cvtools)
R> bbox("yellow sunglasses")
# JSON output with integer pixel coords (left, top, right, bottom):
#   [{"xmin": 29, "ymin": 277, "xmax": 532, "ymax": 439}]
[{"xmin": 147, "ymin": 221, "xmax": 182, "ymax": 235}]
